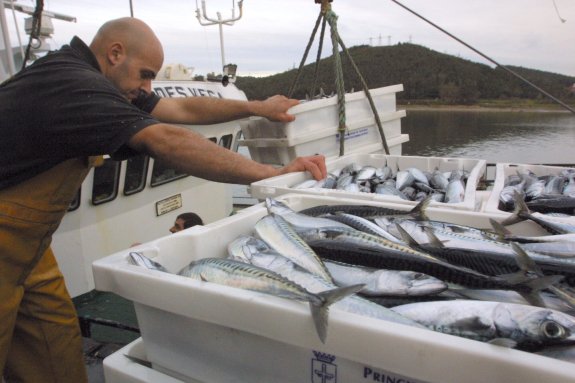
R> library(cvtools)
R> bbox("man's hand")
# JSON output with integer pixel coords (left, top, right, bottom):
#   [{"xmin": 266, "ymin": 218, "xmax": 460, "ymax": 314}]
[
  {"xmin": 278, "ymin": 154, "xmax": 327, "ymax": 181},
  {"xmin": 256, "ymin": 95, "xmax": 300, "ymax": 122}
]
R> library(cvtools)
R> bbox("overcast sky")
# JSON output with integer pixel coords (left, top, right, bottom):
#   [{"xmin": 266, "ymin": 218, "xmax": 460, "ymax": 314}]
[{"xmin": 4, "ymin": 0, "xmax": 575, "ymax": 77}]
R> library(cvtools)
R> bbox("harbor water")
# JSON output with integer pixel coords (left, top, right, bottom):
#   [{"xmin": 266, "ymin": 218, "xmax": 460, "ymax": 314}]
[{"xmin": 402, "ymin": 109, "xmax": 575, "ymax": 165}]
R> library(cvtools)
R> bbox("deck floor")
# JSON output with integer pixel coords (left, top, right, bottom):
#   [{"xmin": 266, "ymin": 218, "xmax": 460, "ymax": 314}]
[{"xmin": 74, "ymin": 291, "xmax": 141, "ymax": 383}]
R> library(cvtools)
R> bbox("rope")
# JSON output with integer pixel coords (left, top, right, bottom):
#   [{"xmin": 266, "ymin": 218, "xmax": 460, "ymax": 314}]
[
  {"xmin": 22, "ymin": 0, "xmax": 43, "ymax": 70},
  {"xmin": 325, "ymin": 10, "xmax": 347, "ymax": 156},
  {"xmin": 287, "ymin": 11, "xmax": 323, "ymax": 98},
  {"xmin": 310, "ymin": 16, "xmax": 327, "ymax": 99},
  {"xmin": 336, "ymin": 34, "xmax": 391, "ymax": 154},
  {"xmin": 288, "ymin": 1, "xmax": 392, "ymax": 156}
]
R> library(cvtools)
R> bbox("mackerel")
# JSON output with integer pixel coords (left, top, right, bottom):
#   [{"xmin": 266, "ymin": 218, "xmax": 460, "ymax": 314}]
[
  {"xmin": 299, "ymin": 225, "xmax": 522, "ymax": 290},
  {"xmin": 391, "ymin": 300, "xmax": 575, "ymax": 349},
  {"xmin": 179, "ymin": 257, "xmax": 363, "ymax": 343},
  {"xmin": 502, "ymin": 192, "xmax": 575, "ymax": 234},
  {"xmin": 128, "ymin": 252, "xmax": 169, "ymax": 272},
  {"xmin": 227, "ymin": 236, "xmax": 425, "ymax": 328},
  {"xmin": 255, "ymin": 213, "xmax": 333, "ymax": 282}
]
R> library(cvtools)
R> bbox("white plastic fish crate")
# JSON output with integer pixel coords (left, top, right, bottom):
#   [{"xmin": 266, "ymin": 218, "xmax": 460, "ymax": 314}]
[
  {"xmin": 92, "ymin": 194, "xmax": 573, "ymax": 383},
  {"xmin": 249, "ymin": 153, "xmax": 487, "ymax": 211},
  {"xmin": 484, "ymin": 162, "xmax": 575, "ymax": 224},
  {"xmin": 239, "ymin": 113, "xmax": 407, "ymax": 166},
  {"xmin": 241, "ymin": 131, "xmax": 409, "ymax": 166},
  {"xmin": 103, "ymin": 339, "xmax": 194, "ymax": 383},
  {"xmin": 241, "ymin": 85, "xmax": 403, "ymax": 141},
  {"xmin": 238, "ymin": 85, "xmax": 406, "ymax": 166}
]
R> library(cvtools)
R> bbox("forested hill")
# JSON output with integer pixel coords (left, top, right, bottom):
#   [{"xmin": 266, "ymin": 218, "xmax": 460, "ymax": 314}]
[{"xmin": 234, "ymin": 43, "xmax": 575, "ymax": 104}]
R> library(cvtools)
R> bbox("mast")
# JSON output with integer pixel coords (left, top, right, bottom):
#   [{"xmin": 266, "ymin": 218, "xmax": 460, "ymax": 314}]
[{"xmin": 195, "ymin": 0, "xmax": 243, "ymax": 78}]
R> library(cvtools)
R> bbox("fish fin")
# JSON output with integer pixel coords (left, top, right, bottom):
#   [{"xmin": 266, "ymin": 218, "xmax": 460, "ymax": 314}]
[
  {"xmin": 510, "ymin": 242, "xmax": 543, "ymax": 274},
  {"xmin": 312, "ymin": 283, "xmax": 365, "ymax": 343},
  {"xmin": 409, "ymin": 197, "xmax": 431, "ymax": 221},
  {"xmin": 504, "ymin": 242, "xmax": 565, "ymax": 306},
  {"xmin": 199, "ymin": 272, "xmax": 208, "ymax": 282},
  {"xmin": 500, "ymin": 191, "xmax": 530, "ymax": 226},
  {"xmin": 487, "ymin": 338, "xmax": 517, "ymax": 348},
  {"xmin": 489, "ymin": 219, "xmax": 512, "ymax": 240},
  {"xmin": 422, "ymin": 227, "xmax": 446, "ymax": 248},
  {"xmin": 547, "ymin": 285, "xmax": 575, "ymax": 310},
  {"xmin": 394, "ymin": 223, "xmax": 422, "ymax": 248}
]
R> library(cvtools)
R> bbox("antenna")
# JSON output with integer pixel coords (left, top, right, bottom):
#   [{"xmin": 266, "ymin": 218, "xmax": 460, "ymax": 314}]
[{"xmin": 195, "ymin": 0, "xmax": 243, "ymax": 72}]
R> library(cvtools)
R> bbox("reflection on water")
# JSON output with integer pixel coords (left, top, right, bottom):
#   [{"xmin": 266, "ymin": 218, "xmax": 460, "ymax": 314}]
[{"xmin": 402, "ymin": 110, "xmax": 575, "ymax": 164}]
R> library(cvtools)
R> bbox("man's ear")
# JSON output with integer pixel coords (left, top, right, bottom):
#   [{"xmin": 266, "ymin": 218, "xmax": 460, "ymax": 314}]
[{"xmin": 107, "ymin": 42, "xmax": 125, "ymax": 65}]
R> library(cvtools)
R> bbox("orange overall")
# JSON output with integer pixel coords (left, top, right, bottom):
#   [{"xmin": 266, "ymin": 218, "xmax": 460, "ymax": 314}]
[{"xmin": 0, "ymin": 157, "xmax": 97, "ymax": 382}]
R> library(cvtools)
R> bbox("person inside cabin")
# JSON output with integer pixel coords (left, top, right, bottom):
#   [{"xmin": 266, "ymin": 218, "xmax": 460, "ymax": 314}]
[
  {"xmin": 170, "ymin": 212, "xmax": 204, "ymax": 233},
  {"xmin": 0, "ymin": 17, "xmax": 326, "ymax": 382}
]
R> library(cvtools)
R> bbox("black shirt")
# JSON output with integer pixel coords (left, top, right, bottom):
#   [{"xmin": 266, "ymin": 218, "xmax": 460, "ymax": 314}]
[{"xmin": 0, "ymin": 36, "xmax": 161, "ymax": 190}]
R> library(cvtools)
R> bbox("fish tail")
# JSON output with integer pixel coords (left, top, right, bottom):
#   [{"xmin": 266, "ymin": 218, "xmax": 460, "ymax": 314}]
[
  {"xmin": 501, "ymin": 191, "xmax": 530, "ymax": 226},
  {"xmin": 409, "ymin": 197, "xmax": 431, "ymax": 221},
  {"xmin": 489, "ymin": 218, "xmax": 512, "ymax": 241},
  {"xmin": 506, "ymin": 242, "xmax": 565, "ymax": 307},
  {"xmin": 310, "ymin": 284, "xmax": 365, "ymax": 343}
]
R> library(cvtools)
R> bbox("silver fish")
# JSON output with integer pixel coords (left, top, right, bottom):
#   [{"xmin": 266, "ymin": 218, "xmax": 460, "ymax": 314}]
[
  {"xmin": 227, "ymin": 237, "xmax": 424, "ymax": 328},
  {"xmin": 391, "ymin": 300, "xmax": 575, "ymax": 348},
  {"xmin": 447, "ymin": 288, "xmax": 575, "ymax": 315},
  {"xmin": 128, "ymin": 252, "xmax": 169, "ymax": 273},
  {"xmin": 544, "ymin": 176, "xmax": 566, "ymax": 196},
  {"xmin": 324, "ymin": 260, "xmax": 447, "ymax": 297},
  {"xmin": 444, "ymin": 172, "xmax": 465, "ymax": 203},
  {"xmin": 356, "ymin": 166, "xmax": 377, "ymax": 181},
  {"xmin": 502, "ymin": 192, "xmax": 575, "ymax": 234},
  {"xmin": 430, "ymin": 170, "xmax": 449, "ymax": 191},
  {"xmin": 563, "ymin": 175, "xmax": 575, "ymax": 197},
  {"xmin": 265, "ymin": 198, "xmax": 352, "ymax": 232},
  {"xmin": 324, "ymin": 212, "xmax": 405, "ymax": 244},
  {"xmin": 255, "ymin": 213, "xmax": 333, "ymax": 282},
  {"xmin": 395, "ymin": 170, "xmax": 415, "ymax": 190},
  {"xmin": 178, "ymin": 257, "xmax": 363, "ymax": 343},
  {"xmin": 407, "ymin": 167, "xmax": 429, "ymax": 186}
]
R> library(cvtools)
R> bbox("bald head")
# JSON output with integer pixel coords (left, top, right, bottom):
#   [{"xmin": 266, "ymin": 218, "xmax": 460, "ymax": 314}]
[
  {"xmin": 90, "ymin": 17, "xmax": 163, "ymax": 61},
  {"xmin": 89, "ymin": 18, "xmax": 164, "ymax": 100}
]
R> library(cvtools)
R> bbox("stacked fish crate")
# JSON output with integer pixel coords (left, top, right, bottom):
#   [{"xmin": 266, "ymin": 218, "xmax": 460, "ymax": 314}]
[{"xmin": 238, "ymin": 84, "xmax": 409, "ymax": 165}]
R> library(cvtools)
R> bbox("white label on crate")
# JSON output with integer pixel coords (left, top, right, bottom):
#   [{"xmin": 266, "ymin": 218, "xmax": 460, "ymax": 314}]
[
  {"xmin": 155, "ymin": 194, "xmax": 182, "ymax": 216},
  {"xmin": 335, "ymin": 127, "xmax": 369, "ymax": 142}
]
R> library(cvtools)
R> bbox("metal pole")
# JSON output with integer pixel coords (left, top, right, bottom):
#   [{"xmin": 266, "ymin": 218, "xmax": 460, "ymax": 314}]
[
  {"xmin": 196, "ymin": 0, "xmax": 243, "ymax": 72},
  {"xmin": 218, "ymin": 13, "xmax": 225, "ymax": 69},
  {"xmin": 0, "ymin": 0, "xmax": 17, "ymax": 77}
]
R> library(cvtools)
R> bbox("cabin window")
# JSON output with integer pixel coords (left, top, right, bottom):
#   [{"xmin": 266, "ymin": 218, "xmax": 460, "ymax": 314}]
[
  {"xmin": 68, "ymin": 189, "xmax": 81, "ymax": 211},
  {"xmin": 219, "ymin": 134, "xmax": 233, "ymax": 149},
  {"xmin": 92, "ymin": 158, "xmax": 120, "ymax": 205},
  {"xmin": 151, "ymin": 159, "xmax": 188, "ymax": 187},
  {"xmin": 208, "ymin": 137, "xmax": 217, "ymax": 143},
  {"xmin": 124, "ymin": 155, "xmax": 149, "ymax": 195}
]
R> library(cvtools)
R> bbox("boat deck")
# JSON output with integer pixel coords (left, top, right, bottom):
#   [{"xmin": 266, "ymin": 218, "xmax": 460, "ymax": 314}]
[{"xmin": 74, "ymin": 291, "xmax": 140, "ymax": 383}]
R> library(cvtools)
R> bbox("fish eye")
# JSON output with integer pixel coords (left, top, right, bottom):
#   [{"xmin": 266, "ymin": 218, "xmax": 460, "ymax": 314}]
[{"xmin": 540, "ymin": 320, "xmax": 566, "ymax": 339}]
